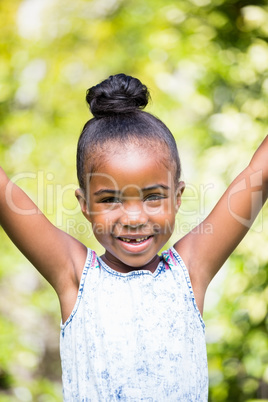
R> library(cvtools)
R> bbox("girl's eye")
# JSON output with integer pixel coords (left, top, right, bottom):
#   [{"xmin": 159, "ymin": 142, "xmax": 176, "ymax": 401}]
[
  {"xmin": 101, "ymin": 197, "xmax": 121, "ymax": 204},
  {"xmin": 144, "ymin": 194, "xmax": 165, "ymax": 202}
]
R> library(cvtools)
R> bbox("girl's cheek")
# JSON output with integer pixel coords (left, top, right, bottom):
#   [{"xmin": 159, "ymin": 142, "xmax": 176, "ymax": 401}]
[{"xmin": 145, "ymin": 202, "xmax": 171, "ymax": 217}]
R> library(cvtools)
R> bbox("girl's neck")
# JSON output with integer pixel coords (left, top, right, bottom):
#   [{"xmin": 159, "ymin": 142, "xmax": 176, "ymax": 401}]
[{"xmin": 100, "ymin": 251, "xmax": 161, "ymax": 274}]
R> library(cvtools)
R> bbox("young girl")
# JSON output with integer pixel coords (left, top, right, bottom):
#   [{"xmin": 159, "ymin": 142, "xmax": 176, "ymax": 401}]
[{"xmin": 0, "ymin": 73, "xmax": 267, "ymax": 401}]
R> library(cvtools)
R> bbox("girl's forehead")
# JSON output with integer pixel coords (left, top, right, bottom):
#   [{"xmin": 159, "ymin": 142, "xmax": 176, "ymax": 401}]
[
  {"xmin": 83, "ymin": 139, "xmax": 177, "ymax": 190},
  {"xmin": 94, "ymin": 143, "xmax": 168, "ymax": 172},
  {"xmin": 100, "ymin": 140, "xmax": 168, "ymax": 162},
  {"xmin": 87, "ymin": 143, "xmax": 175, "ymax": 192}
]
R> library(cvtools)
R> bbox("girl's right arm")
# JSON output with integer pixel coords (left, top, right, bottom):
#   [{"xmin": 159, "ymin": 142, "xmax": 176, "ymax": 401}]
[{"xmin": 0, "ymin": 167, "xmax": 87, "ymax": 314}]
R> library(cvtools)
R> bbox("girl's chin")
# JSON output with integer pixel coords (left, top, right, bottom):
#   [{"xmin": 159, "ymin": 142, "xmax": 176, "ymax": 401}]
[{"xmin": 103, "ymin": 244, "xmax": 160, "ymax": 273}]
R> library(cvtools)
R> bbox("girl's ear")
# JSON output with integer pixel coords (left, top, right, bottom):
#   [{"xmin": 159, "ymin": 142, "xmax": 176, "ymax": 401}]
[
  {"xmin": 175, "ymin": 181, "xmax": 185, "ymax": 212},
  {"xmin": 75, "ymin": 188, "xmax": 91, "ymax": 221}
]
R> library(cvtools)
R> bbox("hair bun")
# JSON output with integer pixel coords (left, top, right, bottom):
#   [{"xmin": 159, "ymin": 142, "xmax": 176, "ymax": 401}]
[{"xmin": 86, "ymin": 74, "xmax": 150, "ymax": 118}]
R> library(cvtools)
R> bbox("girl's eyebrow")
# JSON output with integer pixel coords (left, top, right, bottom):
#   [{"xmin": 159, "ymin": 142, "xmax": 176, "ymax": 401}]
[
  {"xmin": 93, "ymin": 189, "xmax": 120, "ymax": 196},
  {"xmin": 142, "ymin": 185, "xmax": 170, "ymax": 191},
  {"xmin": 93, "ymin": 184, "xmax": 170, "ymax": 196}
]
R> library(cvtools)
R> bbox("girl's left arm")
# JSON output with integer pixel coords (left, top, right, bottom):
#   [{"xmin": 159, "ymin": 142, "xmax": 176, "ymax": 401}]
[{"xmin": 175, "ymin": 136, "xmax": 268, "ymax": 300}]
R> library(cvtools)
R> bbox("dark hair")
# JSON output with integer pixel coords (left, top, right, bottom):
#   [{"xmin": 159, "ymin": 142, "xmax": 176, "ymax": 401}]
[{"xmin": 77, "ymin": 73, "xmax": 181, "ymax": 190}]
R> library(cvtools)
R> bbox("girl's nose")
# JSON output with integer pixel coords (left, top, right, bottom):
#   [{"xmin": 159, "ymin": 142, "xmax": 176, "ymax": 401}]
[{"xmin": 119, "ymin": 206, "xmax": 148, "ymax": 227}]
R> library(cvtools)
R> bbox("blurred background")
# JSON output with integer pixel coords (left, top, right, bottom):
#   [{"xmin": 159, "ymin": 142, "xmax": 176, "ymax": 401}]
[{"xmin": 0, "ymin": 0, "xmax": 268, "ymax": 400}]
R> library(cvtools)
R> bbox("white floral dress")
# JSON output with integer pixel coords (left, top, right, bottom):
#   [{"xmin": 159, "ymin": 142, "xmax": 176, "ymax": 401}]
[{"xmin": 60, "ymin": 247, "xmax": 208, "ymax": 401}]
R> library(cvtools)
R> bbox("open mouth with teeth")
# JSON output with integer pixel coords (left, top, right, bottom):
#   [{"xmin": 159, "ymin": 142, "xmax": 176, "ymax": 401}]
[{"xmin": 118, "ymin": 235, "xmax": 152, "ymax": 244}]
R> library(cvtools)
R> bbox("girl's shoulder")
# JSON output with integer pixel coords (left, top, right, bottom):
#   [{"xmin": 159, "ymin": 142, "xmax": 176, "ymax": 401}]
[{"xmin": 162, "ymin": 247, "xmax": 184, "ymax": 268}]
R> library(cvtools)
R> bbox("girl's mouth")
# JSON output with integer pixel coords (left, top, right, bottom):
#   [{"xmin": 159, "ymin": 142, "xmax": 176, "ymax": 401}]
[
  {"xmin": 117, "ymin": 235, "xmax": 153, "ymax": 245},
  {"xmin": 115, "ymin": 235, "xmax": 155, "ymax": 254},
  {"xmin": 117, "ymin": 235, "xmax": 154, "ymax": 248}
]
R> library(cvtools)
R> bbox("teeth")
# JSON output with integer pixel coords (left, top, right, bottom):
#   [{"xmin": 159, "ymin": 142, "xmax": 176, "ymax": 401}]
[{"xmin": 120, "ymin": 237, "xmax": 149, "ymax": 243}]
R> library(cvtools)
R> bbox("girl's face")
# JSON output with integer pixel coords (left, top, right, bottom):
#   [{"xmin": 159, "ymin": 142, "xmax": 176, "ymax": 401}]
[{"xmin": 77, "ymin": 143, "xmax": 184, "ymax": 273}]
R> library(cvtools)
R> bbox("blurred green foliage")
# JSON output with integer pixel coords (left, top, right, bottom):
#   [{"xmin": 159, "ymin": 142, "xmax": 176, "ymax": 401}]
[{"xmin": 0, "ymin": 0, "xmax": 268, "ymax": 400}]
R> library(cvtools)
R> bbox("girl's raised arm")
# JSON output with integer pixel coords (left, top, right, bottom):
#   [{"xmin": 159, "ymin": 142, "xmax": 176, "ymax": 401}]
[
  {"xmin": 175, "ymin": 136, "xmax": 268, "ymax": 307},
  {"xmin": 0, "ymin": 167, "xmax": 87, "ymax": 299}
]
